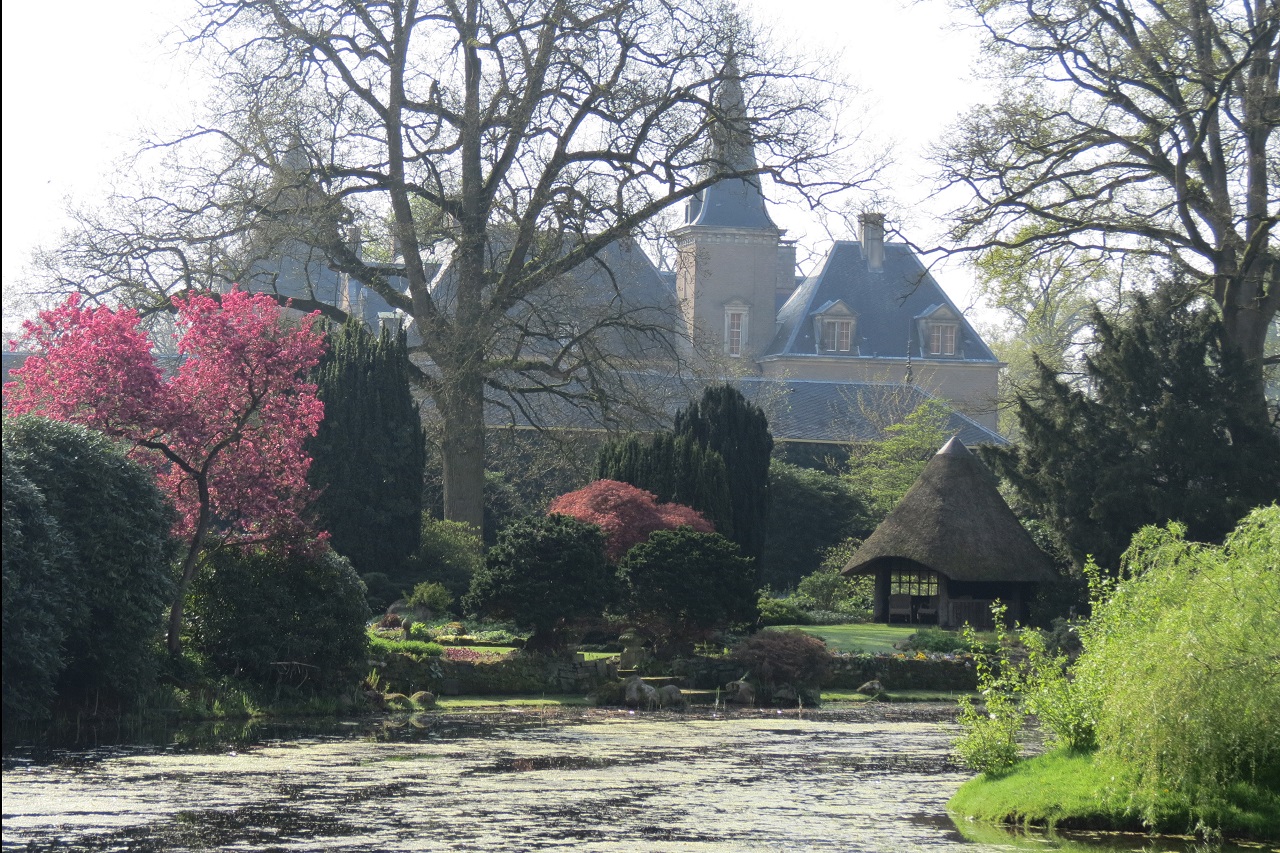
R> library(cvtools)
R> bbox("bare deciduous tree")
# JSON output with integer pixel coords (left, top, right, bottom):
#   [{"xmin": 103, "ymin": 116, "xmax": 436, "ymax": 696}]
[
  {"xmin": 37, "ymin": 0, "xmax": 878, "ymax": 533},
  {"xmin": 937, "ymin": 0, "xmax": 1279, "ymax": 420}
]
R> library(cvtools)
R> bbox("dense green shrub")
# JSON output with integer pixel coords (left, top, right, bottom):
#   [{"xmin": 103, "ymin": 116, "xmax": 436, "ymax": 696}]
[
  {"xmin": 407, "ymin": 516, "xmax": 485, "ymax": 602},
  {"xmin": 617, "ymin": 527, "xmax": 757, "ymax": 649},
  {"xmin": 190, "ymin": 547, "xmax": 370, "ymax": 693},
  {"xmin": 3, "ymin": 416, "xmax": 174, "ymax": 711},
  {"xmin": 2, "ymin": 447, "xmax": 73, "ymax": 720},
  {"xmin": 465, "ymin": 515, "xmax": 612, "ymax": 652},
  {"xmin": 795, "ymin": 564, "xmax": 873, "ymax": 614},
  {"xmin": 904, "ymin": 628, "xmax": 995, "ymax": 656},
  {"xmin": 729, "ymin": 629, "xmax": 831, "ymax": 703},
  {"xmin": 756, "ymin": 594, "xmax": 811, "ymax": 627},
  {"xmin": 762, "ymin": 463, "xmax": 870, "ymax": 589},
  {"xmin": 1072, "ymin": 508, "xmax": 1280, "ymax": 824},
  {"xmin": 406, "ymin": 581, "xmax": 454, "ymax": 617}
]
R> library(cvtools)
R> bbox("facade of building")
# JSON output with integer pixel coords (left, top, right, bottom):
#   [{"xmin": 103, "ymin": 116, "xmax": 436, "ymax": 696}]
[{"xmin": 241, "ymin": 78, "xmax": 1004, "ymax": 442}]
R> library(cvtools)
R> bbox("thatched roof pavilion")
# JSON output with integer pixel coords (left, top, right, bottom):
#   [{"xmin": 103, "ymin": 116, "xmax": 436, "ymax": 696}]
[{"xmin": 842, "ymin": 436, "xmax": 1057, "ymax": 628}]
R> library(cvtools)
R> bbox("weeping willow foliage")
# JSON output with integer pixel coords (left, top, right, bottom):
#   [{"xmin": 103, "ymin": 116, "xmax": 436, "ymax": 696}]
[{"xmin": 1077, "ymin": 505, "xmax": 1280, "ymax": 824}]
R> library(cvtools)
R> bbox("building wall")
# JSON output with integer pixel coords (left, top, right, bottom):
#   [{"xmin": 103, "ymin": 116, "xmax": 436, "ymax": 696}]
[
  {"xmin": 758, "ymin": 356, "xmax": 1002, "ymax": 430},
  {"xmin": 673, "ymin": 226, "xmax": 780, "ymax": 364}
]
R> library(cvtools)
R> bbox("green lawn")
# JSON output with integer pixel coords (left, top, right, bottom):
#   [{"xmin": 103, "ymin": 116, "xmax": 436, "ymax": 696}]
[{"xmin": 768, "ymin": 623, "xmax": 917, "ymax": 654}]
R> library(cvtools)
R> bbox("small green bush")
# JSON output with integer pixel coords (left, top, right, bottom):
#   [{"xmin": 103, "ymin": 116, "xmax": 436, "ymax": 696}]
[
  {"xmin": 618, "ymin": 527, "xmax": 757, "ymax": 650},
  {"xmin": 904, "ymin": 628, "xmax": 995, "ymax": 655},
  {"xmin": 953, "ymin": 603, "xmax": 1026, "ymax": 774},
  {"xmin": 408, "ymin": 516, "xmax": 484, "ymax": 601},
  {"xmin": 757, "ymin": 594, "xmax": 811, "ymax": 627},
  {"xmin": 795, "ymin": 564, "xmax": 871, "ymax": 612},
  {"xmin": 407, "ymin": 622, "xmax": 435, "ymax": 642},
  {"xmin": 466, "ymin": 514, "xmax": 612, "ymax": 652},
  {"xmin": 406, "ymin": 581, "xmax": 453, "ymax": 616}
]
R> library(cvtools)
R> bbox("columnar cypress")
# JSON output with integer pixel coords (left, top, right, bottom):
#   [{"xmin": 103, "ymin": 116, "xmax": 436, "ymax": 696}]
[
  {"xmin": 309, "ymin": 320, "xmax": 426, "ymax": 576},
  {"xmin": 674, "ymin": 384, "xmax": 773, "ymax": 563}
]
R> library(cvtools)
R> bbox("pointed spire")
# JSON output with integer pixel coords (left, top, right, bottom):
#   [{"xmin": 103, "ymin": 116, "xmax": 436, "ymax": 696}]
[
  {"xmin": 683, "ymin": 52, "xmax": 778, "ymax": 232},
  {"xmin": 706, "ymin": 51, "xmax": 758, "ymax": 179}
]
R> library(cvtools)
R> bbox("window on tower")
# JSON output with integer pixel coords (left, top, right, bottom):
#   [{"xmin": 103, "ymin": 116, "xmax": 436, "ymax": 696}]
[{"xmin": 726, "ymin": 309, "xmax": 747, "ymax": 357}]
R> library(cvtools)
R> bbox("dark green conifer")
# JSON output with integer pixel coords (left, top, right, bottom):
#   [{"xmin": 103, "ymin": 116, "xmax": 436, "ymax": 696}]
[
  {"xmin": 674, "ymin": 384, "xmax": 774, "ymax": 563},
  {"xmin": 309, "ymin": 319, "xmax": 426, "ymax": 577},
  {"xmin": 981, "ymin": 292, "xmax": 1280, "ymax": 571}
]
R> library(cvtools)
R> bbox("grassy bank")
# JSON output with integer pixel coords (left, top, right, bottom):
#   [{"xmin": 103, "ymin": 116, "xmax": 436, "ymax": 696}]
[
  {"xmin": 771, "ymin": 623, "xmax": 916, "ymax": 654},
  {"xmin": 948, "ymin": 748, "xmax": 1280, "ymax": 841}
]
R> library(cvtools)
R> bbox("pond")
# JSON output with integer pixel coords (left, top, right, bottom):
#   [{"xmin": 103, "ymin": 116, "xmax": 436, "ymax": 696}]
[{"xmin": 0, "ymin": 705, "xmax": 1258, "ymax": 852}]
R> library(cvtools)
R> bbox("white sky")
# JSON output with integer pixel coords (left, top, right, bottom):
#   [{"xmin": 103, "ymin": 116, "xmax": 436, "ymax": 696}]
[{"xmin": 1, "ymin": 0, "xmax": 995, "ymax": 337}]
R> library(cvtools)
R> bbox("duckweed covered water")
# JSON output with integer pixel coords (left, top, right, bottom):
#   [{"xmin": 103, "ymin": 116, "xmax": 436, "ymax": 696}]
[{"xmin": 0, "ymin": 706, "xmax": 1262, "ymax": 851}]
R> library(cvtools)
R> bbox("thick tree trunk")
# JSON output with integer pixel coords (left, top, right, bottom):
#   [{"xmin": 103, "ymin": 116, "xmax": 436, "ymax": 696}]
[
  {"xmin": 167, "ymin": 484, "xmax": 211, "ymax": 656},
  {"xmin": 441, "ymin": 371, "xmax": 487, "ymax": 536}
]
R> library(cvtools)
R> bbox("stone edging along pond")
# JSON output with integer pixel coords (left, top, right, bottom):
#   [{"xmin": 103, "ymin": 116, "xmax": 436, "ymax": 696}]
[{"xmin": 370, "ymin": 650, "xmax": 979, "ymax": 698}]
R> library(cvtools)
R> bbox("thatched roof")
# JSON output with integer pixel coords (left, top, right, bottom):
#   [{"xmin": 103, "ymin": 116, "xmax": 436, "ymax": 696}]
[{"xmin": 842, "ymin": 437, "xmax": 1058, "ymax": 583}]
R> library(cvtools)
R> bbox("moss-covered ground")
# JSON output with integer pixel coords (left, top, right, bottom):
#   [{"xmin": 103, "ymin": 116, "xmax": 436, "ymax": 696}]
[{"xmin": 948, "ymin": 748, "xmax": 1280, "ymax": 842}]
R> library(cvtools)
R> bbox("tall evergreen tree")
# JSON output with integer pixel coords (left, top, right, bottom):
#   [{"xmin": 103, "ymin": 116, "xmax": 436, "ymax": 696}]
[
  {"xmin": 674, "ymin": 384, "xmax": 774, "ymax": 563},
  {"xmin": 309, "ymin": 320, "xmax": 426, "ymax": 576},
  {"xmin": 981, "ymin": 292, "xmax": 1280, "ymax": 572},
  {"xmin": 595, "ymin": 432, "xmax": 733, "ymax": 536}
]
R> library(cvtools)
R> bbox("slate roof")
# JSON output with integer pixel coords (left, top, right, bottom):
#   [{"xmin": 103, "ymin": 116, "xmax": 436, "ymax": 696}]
[
  {"xmin": 682, "ymin": 178, "xmax": 779, "ymax": 230},
  {"xmin": 465, "ymin": 370, "xmax": 1005, "ymax": 447},
  {"xmin": 766, "ymin": 241, "xmax": 998, "ymax": 362}
]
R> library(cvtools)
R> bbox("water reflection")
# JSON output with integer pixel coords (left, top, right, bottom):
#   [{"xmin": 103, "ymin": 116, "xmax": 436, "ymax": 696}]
[{"xmin": 1, "ymin": 707, "xmax": 1266, "ymax": 852}]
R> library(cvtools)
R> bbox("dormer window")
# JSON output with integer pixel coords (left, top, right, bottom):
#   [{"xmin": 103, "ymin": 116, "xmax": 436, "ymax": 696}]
[
  {"xmin": 810, "ymin": 299, "xmax": 858, "ymax": 356},
  {"xmin": 821, "ymin": 319, "xmax": 853, "ymax": 352},
  {"xmin": 929, "ymin": 323, "xmax": 957, "ymax": 356},
  {"xmin": 916, "ymin": 305, "xmax": 962, "ymax": 358}
]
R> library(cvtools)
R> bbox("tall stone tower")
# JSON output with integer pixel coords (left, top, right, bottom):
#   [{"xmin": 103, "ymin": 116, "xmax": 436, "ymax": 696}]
[{"xmin": 670, "ymin": 56, "xmax": 785, "ymax": 364}]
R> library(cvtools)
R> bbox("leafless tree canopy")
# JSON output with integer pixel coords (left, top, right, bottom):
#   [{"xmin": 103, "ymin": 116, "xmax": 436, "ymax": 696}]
[
  {"xmin": 936, "ymin": 0, "xmax": 1279, "ymax": 412},
  {"xmin": 35, "ymin": 0, "xmax": 874, "ymax": 531}
]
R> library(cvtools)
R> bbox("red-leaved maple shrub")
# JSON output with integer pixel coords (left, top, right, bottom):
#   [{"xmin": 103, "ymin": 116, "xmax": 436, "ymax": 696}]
[
  {"xmin": 546, "ymin": 479, "xmax": 713, "ymax": 561},
  {"xmin": 6, "ymin": 289, "xmax": 326, "ymax": 653}
]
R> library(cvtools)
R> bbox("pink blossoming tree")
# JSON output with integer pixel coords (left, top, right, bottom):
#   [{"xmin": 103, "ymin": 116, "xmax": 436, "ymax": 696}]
[{"xmin": 6, "ymin": 289, "xmax": 327, "ymax": 653}]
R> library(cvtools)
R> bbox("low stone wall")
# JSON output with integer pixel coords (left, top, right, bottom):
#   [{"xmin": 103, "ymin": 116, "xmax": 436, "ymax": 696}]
[
  {"xmin": 825, "ymin": 653, "xmax": 977, "ymax": 693},
  {"xmin": 372, "ymin": 653, "xmax": 618, "ymax": 696},
  {"xmin": 668, "ymin": 652, "xmax": 977, "ymax": 694}
]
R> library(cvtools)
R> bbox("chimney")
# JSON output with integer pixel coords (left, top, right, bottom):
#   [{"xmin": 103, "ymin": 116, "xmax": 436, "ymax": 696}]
[{"xmin": 859, "ymin": 212, "xmax": 885, "ymax": 271}]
